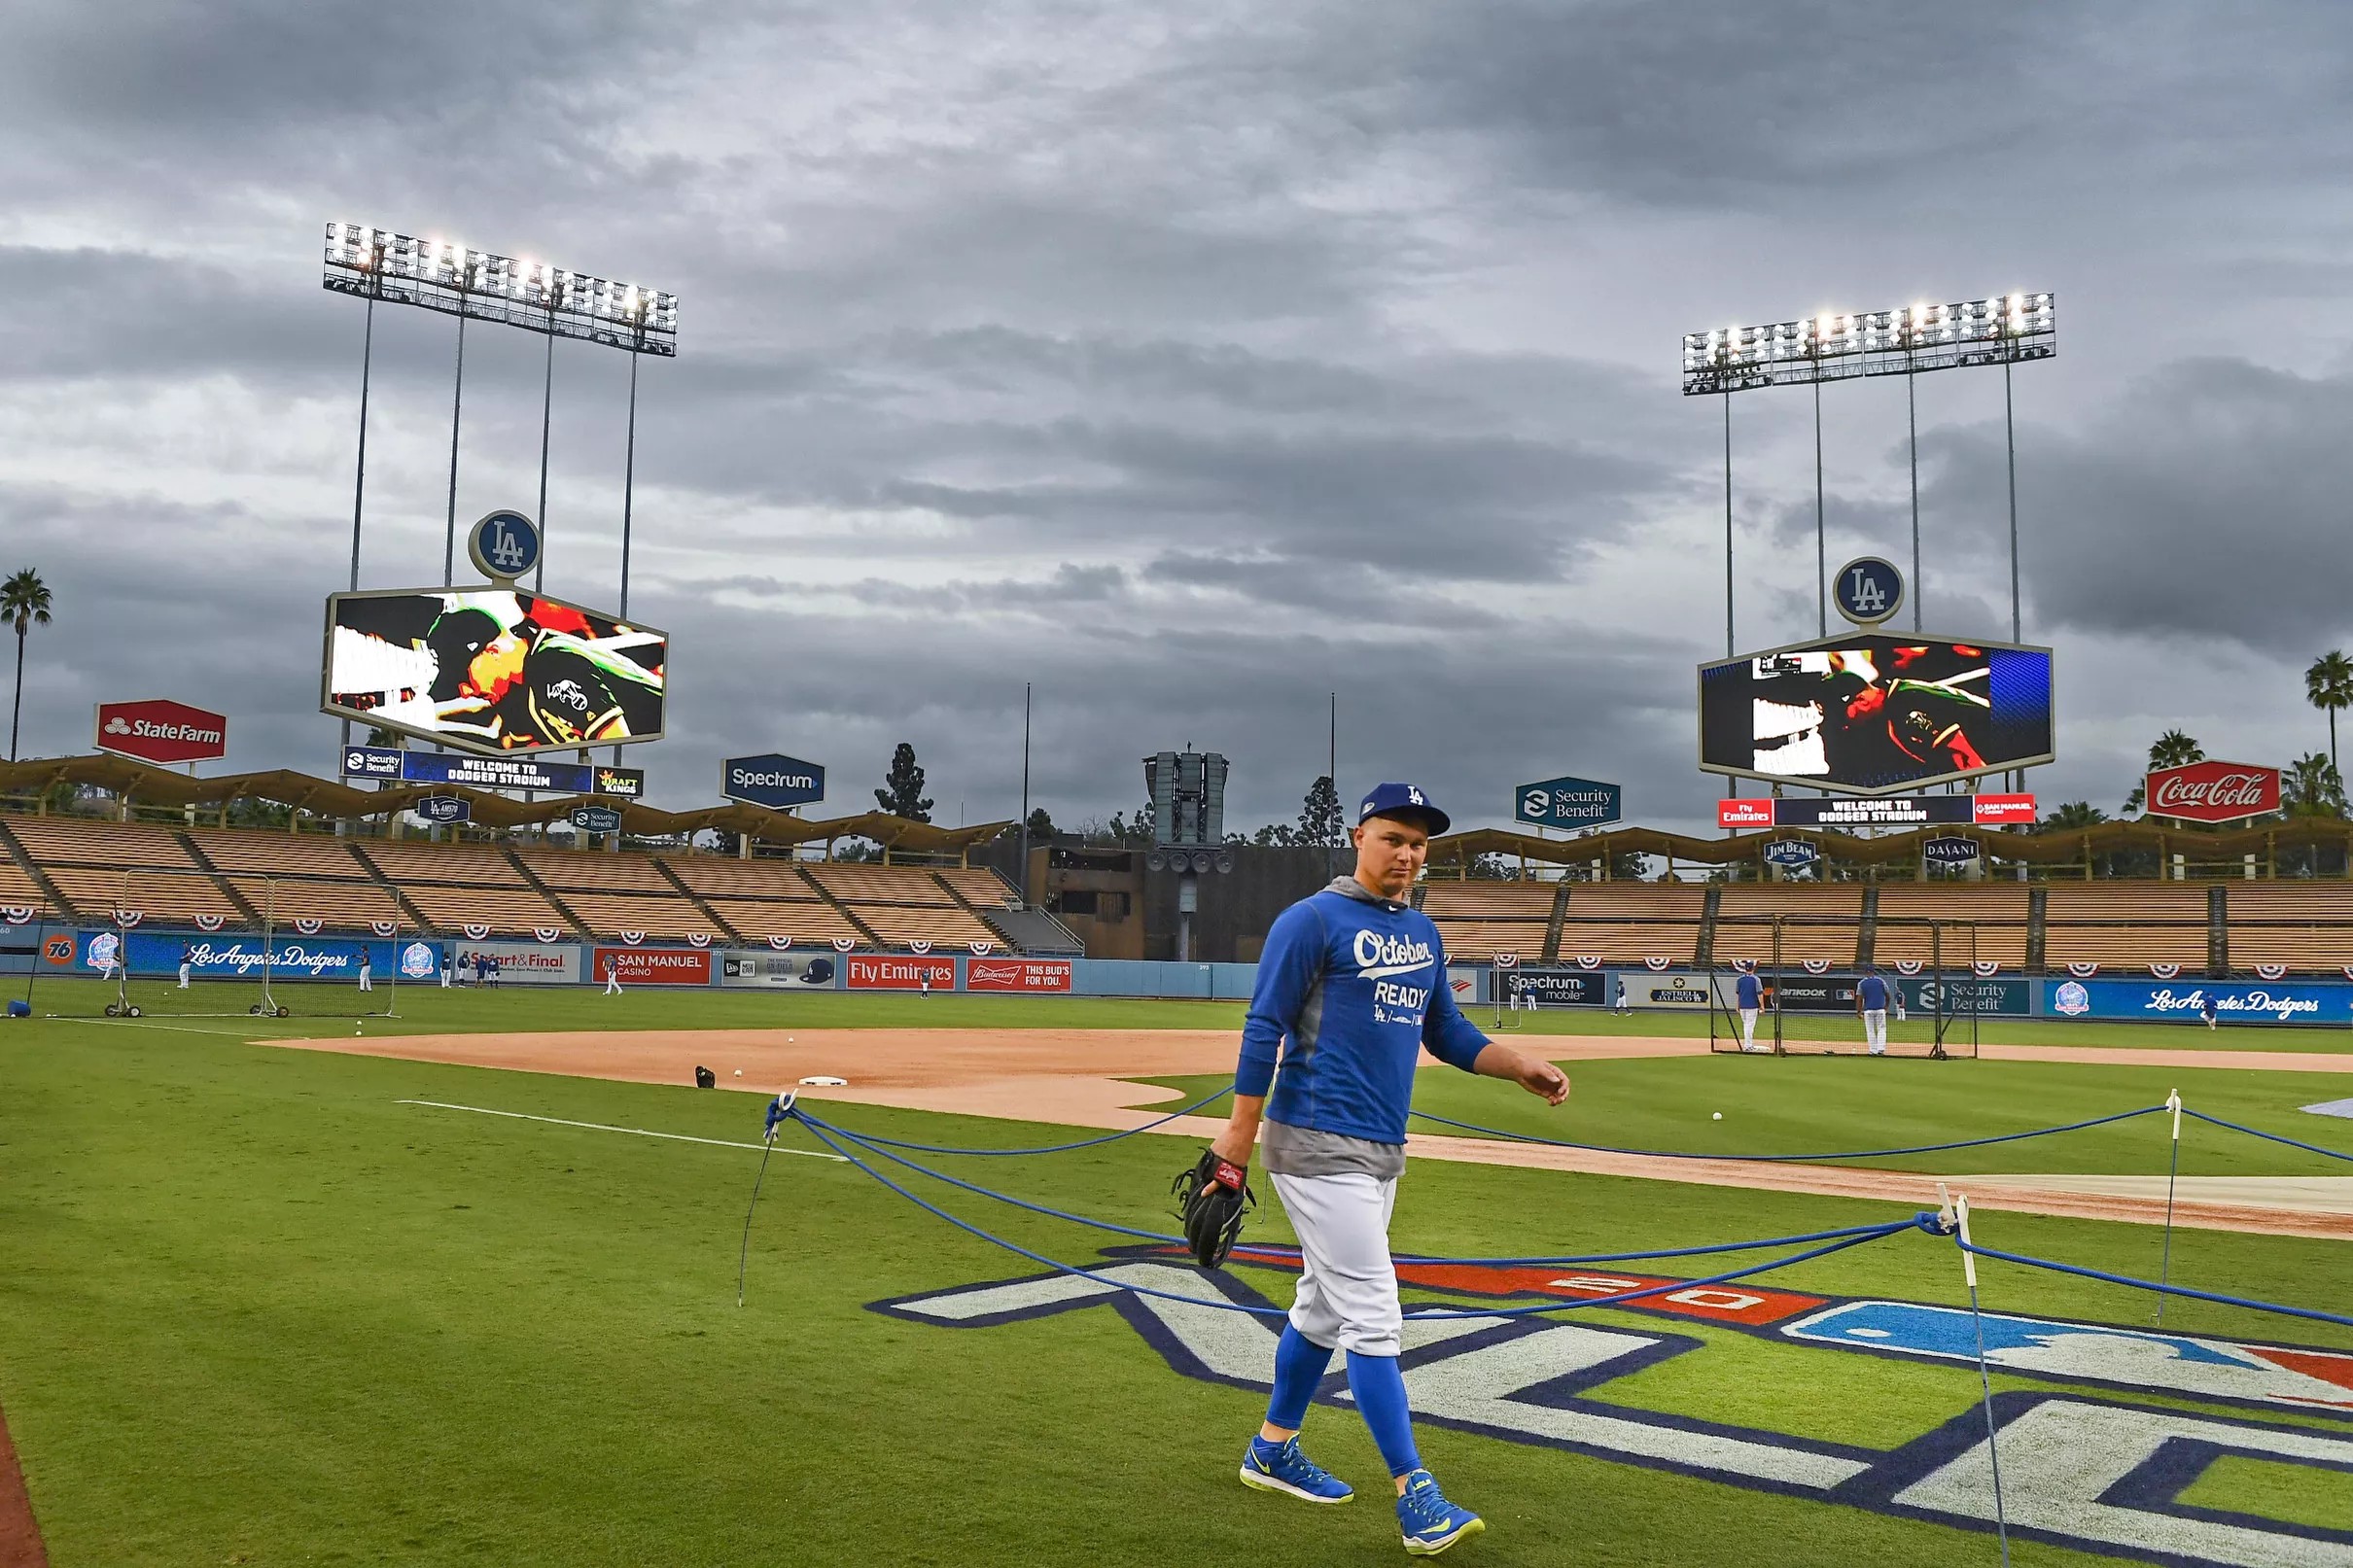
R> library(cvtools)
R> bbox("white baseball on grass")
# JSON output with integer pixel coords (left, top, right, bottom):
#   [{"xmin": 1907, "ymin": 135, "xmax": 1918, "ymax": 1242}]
[{"xmin": 1711, "ymin": 1112, "xmax": 1723, "ymax": 1120}]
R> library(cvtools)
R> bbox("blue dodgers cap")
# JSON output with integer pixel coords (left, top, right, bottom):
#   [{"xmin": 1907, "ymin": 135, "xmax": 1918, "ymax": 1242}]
[{"xmin": 1357, "ymin": 782, "xmax": 1450, "ymax": 836}]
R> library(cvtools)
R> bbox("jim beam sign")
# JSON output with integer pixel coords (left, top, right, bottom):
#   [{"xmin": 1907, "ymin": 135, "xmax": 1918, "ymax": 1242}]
[{"xmin": 2144, "ymin": 761, "xmax": 2280, "ymax": 824}]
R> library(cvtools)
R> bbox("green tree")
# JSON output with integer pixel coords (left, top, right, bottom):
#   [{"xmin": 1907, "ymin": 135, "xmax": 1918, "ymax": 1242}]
[
  {"xmin": 4, "ymin": 568, "xmax": 53, "ymax": 762},
  {"xmin": 873, "ymin": 743, "xmax": 933, "ymax": 821},
  {"xmin": 2306, "ymin": 651, "xmax": 2353, "ymax": 782},
  {"xmin": 2038, "ymin": 800, "xmax": 2109, "ymax": 832},
  {"xmin": 1297, "ymin": 775, "xmax": 1344, "ymax": 847},
  {"xmin": 1466, "ymin": 852, "xmax": 1520, "ymax": 880},
  {"xmin": 1023, "ymin": 806, "xmax": 1055, "ymax": 842},
  {"xmin": 1251, "ymin": 821, "xmax": 1298, "ymax": 847},
  {"xmin": 2282, "ymin": 751, "xmax": 2346, "ymax": 818}
]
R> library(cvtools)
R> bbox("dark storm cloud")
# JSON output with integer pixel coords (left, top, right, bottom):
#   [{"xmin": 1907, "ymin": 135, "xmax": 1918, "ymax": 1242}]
[{"xmin": 1920, "ymin": 359, "xmax": 2353, "ymax": 656}]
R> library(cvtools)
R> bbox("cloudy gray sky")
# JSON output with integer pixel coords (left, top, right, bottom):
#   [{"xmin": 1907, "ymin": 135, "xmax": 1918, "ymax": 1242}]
[{"xmin": 6, "ymin": 1, "xmax": 2352, "ymax": 837}]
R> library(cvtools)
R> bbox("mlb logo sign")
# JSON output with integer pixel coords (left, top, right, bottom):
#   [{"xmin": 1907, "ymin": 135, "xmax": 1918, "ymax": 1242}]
[{"xmin": 2054, "ymin": 980, "xmax": 2090, "ymax": 1016}]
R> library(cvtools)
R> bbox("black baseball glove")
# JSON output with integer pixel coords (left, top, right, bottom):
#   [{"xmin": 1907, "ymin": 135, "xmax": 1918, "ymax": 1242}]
[{"xmin": 1172, "ymin": 1148, "xmax": 1253, "ymax": 1270}]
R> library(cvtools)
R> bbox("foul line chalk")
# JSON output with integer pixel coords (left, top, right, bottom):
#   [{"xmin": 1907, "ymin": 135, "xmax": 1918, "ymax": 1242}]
[{"xmin": 397, "ymin": 1099, "xmax": 846, "ymax": 1162}]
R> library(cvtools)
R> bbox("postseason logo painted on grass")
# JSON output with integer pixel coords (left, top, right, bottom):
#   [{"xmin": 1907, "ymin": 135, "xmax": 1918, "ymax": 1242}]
[{"xmin": 873, "ymin": 1249, "xmax": 2353, "ymax": 1568}]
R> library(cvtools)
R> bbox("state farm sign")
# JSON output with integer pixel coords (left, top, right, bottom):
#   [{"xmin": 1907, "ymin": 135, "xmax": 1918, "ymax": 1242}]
[
  {"xmin": 2145, "ymin": 760, "xmax": 2279, "ymax": 823},
  {"xmin": 847, "ymin": 954, "xmax": 957, "ymax": 991},
  {"xmin": 93, "ymin": 699, "xmax": 228, "ymax": 765},
  {"xmin": 966, "ymin": 958, "xmax": 1073, "ymax": 993}
]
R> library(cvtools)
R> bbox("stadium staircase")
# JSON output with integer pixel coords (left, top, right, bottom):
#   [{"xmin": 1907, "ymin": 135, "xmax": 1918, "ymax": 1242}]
[
  {"xmin": 2025, "ymin": 886, "xmax": 2049, "ymax": 972},
  {"xmin": 175, "ymin": 832, "xmax": 262, "ymax": 925},
  {"xmin": 797, "ymin": 867, "xmax": 883, "ymax": 947},
  {"xmin": 0, "ymin": 817, "xmax": 71, "ymax": 917},
  {"xmin": 1854, "ymin": 887, "xmax": 1879, "ymax": 967},
  {"xmin": 654, "ymin": 859, "xmax": 743, "ymax": 942},
  {"xmin": 1540, "ymin": 881, "xmax": 1570, "ymax": 963},
  {"xmin": 2209, "ymin": 885, "xmax": 2229, "ymax": 975},
  {"xmin": 1694, "ymin": 886, "xmax": 1722, "ymax": 967},
  {"xmin": 504, "ymin": 852, "xmax": 592, "ymax": 937}
]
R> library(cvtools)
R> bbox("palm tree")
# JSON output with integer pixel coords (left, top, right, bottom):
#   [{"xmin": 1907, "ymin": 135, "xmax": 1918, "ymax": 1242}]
[
  {"xmin": 3, "ymin": 569, "xmax": 53, "ymax": 762},
  {"xmin": 2306, "ymin": 651, "xmax": 2353, "ymax": 781},
  {"xmin": 2038, "ymin": 800, "xmax": 2108, "ymax": 832},
  {"xmin": 2148, "ymin": 729, "xmax": 2204, "ymax": 770},
  {"xmin": 2282, "ymin": 751, "xmax": 2346, "ymax": 818}
]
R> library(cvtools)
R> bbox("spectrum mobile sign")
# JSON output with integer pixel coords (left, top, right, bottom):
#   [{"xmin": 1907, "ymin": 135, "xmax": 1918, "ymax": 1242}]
[{"xmin": 94, "ymin": 699, "xmax": 228, "ymax": 765}]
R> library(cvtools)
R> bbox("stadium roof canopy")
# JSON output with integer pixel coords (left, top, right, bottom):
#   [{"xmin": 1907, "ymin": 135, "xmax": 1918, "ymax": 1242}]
[
  {"xmin": 1427, "ymin": 819, "xmax": 2353, "ymax": 875},
  {"xmin": 0, "ymin": 755, "xmax": 1010, "ymax": 854}
]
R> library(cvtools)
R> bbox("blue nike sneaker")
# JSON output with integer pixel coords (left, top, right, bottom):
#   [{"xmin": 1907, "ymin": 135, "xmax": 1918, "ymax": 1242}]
[
  {"xmin": 1239, "ymin": 1435, "xmax": 1353, "ymax": 1503},
  {"xmin": 1396, "ymin": 1469, "xmax": 1484, "ymax": 1555}
]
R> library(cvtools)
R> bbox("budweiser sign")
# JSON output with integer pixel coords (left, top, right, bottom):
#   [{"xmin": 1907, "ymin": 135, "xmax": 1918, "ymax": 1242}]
[
  {"xmin": 2145, "ymin": 761, "xmax": 2279, "ymax": 823},
  {"xmin": 93, "ymin": 699, "xmax": 228, "ymax": 765}
]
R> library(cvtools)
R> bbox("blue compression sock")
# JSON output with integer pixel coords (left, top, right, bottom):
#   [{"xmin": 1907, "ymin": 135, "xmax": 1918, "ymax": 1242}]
[
  {"xmin": 1265, "ymin": 1325, "xmax": 1335, "ymax": 1431},
  {"xmin": 1346, "ymin": 1350, "xmax": 1422, "ymax": 1477}
]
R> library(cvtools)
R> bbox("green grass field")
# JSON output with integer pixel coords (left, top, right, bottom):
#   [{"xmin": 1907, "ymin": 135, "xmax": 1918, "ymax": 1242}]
[{"xmin": 4, "ymin": 988, "xmax": 2351, "ymax": 1566}]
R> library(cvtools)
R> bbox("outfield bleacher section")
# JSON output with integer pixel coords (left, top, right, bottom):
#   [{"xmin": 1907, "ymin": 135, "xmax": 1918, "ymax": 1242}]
[
  {"xmin": 2223, "ymin": 884, "xmax": 2353, "ymax": 972},
  {"xmin": 2043, "ymin": 881, "xmax": 2209, "ymax": 970},
  {"xmin": 1713, "ymin": 885, "xmax": 1863, "ymax": 966},
  {"xmin": 1872, "ymin": 883, "xmax": 2030, "ymax": 969},
  {"xmin": 1422, "ymin": 882, "xmax": 1551, "ymax": 962},
  {"xmin": 12, "ymin": 806, "xmax": 2353, "ymax": 971},
  {"xmin": 1556, "ymin": 884, "xmax": 1706, "ymax": 965}
]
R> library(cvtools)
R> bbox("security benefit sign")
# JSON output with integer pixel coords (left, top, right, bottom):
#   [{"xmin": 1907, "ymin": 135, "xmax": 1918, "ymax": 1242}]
[
  {"xmin": 1514, "ymin": 776, "xmax": 1622, "ymax": 830},
  {"xmin": 874, "ymin": 1248, "xmax": 2353, "ymax": 1568},
  {"xmin": 1699, "ymin": 634, "xmax": 2054, "ymax": 796}
]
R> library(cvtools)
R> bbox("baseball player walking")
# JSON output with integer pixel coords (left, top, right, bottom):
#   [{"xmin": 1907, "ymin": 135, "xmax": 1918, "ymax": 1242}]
[
  {"xmin": 1856, "ymin": 966, "xmax": 1890, "ymax": 1056},
  {"xmin": 1208, "ymin": 783, "xmax": 1569, "ymax": 1555},
  {"xmin": 179, "ymin": 943, "xmax": 194, "ymax": 991},
  {"xmin": 358, "ymin": 949, "xmax": 373, "ymax": 993},
  {"xmin": 604, "ymin": 957, "xmax": 623, "ymax": 996}
]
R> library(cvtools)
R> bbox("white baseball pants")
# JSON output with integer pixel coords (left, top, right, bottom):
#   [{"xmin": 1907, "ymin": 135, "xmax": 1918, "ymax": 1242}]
[{"xmin": 1269, "ymin": 1170, "xmax": 1402, "ymax": 1357}]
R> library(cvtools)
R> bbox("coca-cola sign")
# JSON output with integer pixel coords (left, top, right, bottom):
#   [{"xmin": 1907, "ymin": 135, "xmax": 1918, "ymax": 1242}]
[
  {"xmin": 2144, "ymin": 760, "xmax": 2280, "ymax": 823},
  {"xmin": 93, "ymin": 699, "xmax": 228, "ymax": 765}
]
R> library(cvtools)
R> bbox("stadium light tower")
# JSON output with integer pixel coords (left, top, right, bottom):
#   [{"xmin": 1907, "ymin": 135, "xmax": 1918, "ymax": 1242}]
[
  {"xmin": 320, "ymin": 223, "xmax": 680, "ymax": 608},
  {"xmin": 1682, "ymin": 294, "xmax": 2054, "ymax": 643}
]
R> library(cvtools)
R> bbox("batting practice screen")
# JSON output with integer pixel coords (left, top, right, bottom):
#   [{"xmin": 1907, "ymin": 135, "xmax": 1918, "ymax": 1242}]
[
  {"xmin": 321, "ymin": 588, "xmax": 668, "ymax": 756},
  {"xmin": 1697, "ymin": 634, "xmax": 2054, "ymax": 795}
]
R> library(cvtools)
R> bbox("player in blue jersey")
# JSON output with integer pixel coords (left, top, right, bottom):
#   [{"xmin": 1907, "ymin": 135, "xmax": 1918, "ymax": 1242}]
[
  {"xmin": 1736, "ymin": 966, "xmax": 1765, "ymax": 1051},
  {"xmin": 1856, "ymin": 966, "xmax": 1891, "ymax": 1056},
  {"xmin": 1210, "ymin": 782, "xmax": 1570, "ymax": 1555}
]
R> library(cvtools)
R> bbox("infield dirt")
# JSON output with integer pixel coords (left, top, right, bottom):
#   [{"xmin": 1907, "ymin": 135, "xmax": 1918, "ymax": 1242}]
[{"xmin": 281, "ymin": 1027, "xmax": 2353, "ymax": 1239}]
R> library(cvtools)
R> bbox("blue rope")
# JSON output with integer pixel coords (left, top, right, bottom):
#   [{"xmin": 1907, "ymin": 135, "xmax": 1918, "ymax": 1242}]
[
  {"xmin": 1954, "ymin": 1237, "xmax": 2353, "ymax": 1331},
  {"xmin": 790, "ymin": 1110, "xmax": 1923, "ymax": 1319},
  {"xmin": 815, "ymin": 1084, "xmax": 1233, "ymax": 1157},
  {"xmin": 2180, "ymin": 1108, "xmax": 2353, "ymax": 1166},
  {"xmin": 1406, "ymin": 1102, "xmax": 2168, "ymax": 1163},
  {"xmin": 802, "ymin": 1106, "xmax": 1922, "ymax": 1267}
]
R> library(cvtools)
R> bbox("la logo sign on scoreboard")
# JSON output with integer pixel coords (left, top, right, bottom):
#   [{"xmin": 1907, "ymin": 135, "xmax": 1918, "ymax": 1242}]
[{"xmin": 94, "ymin": 699, "xmax": 228, "ymax": 765}]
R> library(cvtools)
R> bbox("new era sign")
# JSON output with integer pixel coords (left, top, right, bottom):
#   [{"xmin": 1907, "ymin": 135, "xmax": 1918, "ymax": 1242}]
[
  {"xmin": 94, "ymin": 699, "xmax": 228, "ymax": 765},
  {"xmin": 2145, "ymin": 760, "xmax": 2279, "ymax": 823}
]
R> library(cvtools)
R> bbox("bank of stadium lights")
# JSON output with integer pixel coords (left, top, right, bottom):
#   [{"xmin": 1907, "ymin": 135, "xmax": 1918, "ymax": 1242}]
[
  {"xmin": 1682, "ymin": 294, "xmax": 2054, "ymax": 396},
  {"xmin": 321, "ymin": 224, "xmax": 680, "ymax": 355}
]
